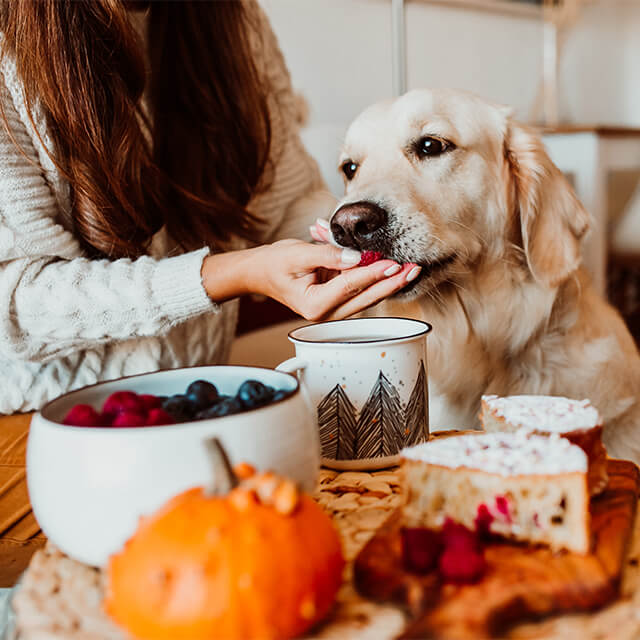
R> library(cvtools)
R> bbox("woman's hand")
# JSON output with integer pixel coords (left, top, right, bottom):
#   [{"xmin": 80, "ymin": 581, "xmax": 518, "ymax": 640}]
[
  {"xmin": 309, "ymin": 217, "xmax": 332, "ymax": 244},
  {"xmin": 201, "ymin": 239, "xmax": 421, "ymax": 321}
]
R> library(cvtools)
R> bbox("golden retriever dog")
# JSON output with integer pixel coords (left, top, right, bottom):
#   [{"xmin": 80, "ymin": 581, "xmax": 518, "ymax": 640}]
[{"xmin": 327, "ymin": 88, "xmax": 640, "ymax": 462}]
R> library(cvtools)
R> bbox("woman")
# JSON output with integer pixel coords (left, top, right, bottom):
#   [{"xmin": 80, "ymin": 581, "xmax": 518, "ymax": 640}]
[{"xmin": 0, "ymin": 0, "xmax": 418, "ymax": 583}]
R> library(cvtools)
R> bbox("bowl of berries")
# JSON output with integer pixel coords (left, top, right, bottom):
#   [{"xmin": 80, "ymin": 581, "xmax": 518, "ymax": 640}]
[{"xmin": 27, "ymin": 365, "xmax": 319, "ymax": 567}]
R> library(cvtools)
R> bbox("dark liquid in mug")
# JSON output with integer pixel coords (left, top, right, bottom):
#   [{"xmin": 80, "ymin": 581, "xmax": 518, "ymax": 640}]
[{"xmin": 309, "ymin": 335, "xmax": 395, "ymax": 343}]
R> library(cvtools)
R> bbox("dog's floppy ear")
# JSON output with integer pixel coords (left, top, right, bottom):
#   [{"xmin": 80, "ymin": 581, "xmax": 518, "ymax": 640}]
[{"xmin": 505, "ymin": 122, "xmax": 590, "ymax": 288}]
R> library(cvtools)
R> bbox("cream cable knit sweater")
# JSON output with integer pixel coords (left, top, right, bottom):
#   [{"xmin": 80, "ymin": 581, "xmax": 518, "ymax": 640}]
[{"xmin": 0, "ymin": 0, "xmax": 333, "ymax": 413}]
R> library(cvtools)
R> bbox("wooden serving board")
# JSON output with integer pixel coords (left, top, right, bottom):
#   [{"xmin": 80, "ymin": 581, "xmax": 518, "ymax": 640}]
[{"xmin": 353, "ymin": 459, "xmax": 640, "ymax": 640}]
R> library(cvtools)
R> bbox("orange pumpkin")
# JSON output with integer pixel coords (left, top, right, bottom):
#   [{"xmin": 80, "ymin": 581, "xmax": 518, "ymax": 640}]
[{"xmin": 105, "ymin": 443, "xmax": 344, "ymax": 640}]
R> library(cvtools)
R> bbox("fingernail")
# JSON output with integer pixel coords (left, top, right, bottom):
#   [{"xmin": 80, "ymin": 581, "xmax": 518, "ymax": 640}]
[
  {"xmin": 316, "ymin": 218, "xmax": 330, "ymax": 230},
  {"xmin": 341, "ymin": 248, "xmax": 361, "ymax": 265},
  {"xmin": 309, "ymin": 225, "xmax": 320, "ymax": 239},
  {"xmin": 406, "ymin": 266, "xmax": 422, "ymax": 282},
  {"xmin": 384, "ymin": 264, "xmax": 402, "ymax": 277}
]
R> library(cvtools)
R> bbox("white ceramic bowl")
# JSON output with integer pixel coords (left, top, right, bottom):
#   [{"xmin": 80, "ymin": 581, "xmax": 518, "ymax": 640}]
[{"xmin": 27, "ymin": 366, "xmax": 319, "ymax": 567}]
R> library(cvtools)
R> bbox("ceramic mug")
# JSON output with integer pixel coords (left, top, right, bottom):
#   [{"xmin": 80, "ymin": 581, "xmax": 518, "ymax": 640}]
[{"xmin": 276, "ymin": 317, "xmax": 431, "ymax": 470}]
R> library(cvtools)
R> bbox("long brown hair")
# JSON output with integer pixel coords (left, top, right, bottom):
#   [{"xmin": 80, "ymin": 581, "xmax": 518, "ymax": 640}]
[{"xmin": 0, "ymin": 0, "xmax": 272, "ymax": 258}]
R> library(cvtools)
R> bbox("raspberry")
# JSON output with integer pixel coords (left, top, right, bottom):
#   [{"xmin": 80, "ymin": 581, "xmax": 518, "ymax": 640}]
[
  {"xmin": 442, "ymin": 518, "xmax": 479, "ymax": 552},
  {"xmin": 401, "ymin": 519, "xmax": 487, "ymax": 583},
  {"xmin": 401, "ymin": 527, "xmax": 443, "ymax": 574},
  {"xmin": 139, "ymin": 394, "xmax": 163, "ymax": 412},
  {"xmin": 102, "ymin": 391, "xmax": 144, "ymax": 417},
  {"xmin": 358, "ymin": 251, "xmax": 383, "ymax": 266},
  {"xmin": 438, "ymin": 518, "xmax": 486, "ymax": 583},
  {"xmin": 63, "ymin": 404, "xmax": 103, "ymax": 427},
  {"xmin": 438, "ymin": 546, "xmax": 486, "ymax": 584},
  {"xmin": 146, "ymin": 408, "xmax": 176, "ymax": 426},
  {"xmin": 474, "ymin": 503, "xmax": 494, "ymax": 535},
  {"xmin": 111, "ymin": 411, "xmax": 147, "ymax": 427},
  {"xmin": 495, "ymin": 495, "xmax": 512, "ymax": 523}
]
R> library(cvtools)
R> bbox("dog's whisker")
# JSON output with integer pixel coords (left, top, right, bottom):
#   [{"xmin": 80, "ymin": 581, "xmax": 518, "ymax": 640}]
[{"xmin": 449, "ymin": 220, "xmax": 486, "ymax": 246}]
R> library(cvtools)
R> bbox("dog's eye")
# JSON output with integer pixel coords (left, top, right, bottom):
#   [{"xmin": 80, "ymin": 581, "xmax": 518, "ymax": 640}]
[
  {"xmin": 341, "ymin": 161, "xmax": 358, "ymax": 181},
  {"xmin": 414, "ymin": 136, "xmax": 450, "ymax": 159}
]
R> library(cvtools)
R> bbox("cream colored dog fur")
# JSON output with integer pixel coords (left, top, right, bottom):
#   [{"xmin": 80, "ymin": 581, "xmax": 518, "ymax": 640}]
[{"xmin": 331, "ymin": 89, "xmax": 640, "ymax": 463}]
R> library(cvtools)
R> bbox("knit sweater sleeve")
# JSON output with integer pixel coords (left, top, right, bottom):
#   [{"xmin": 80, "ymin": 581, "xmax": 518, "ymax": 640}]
[
  {"xmin": 0, "ymin": 72, "xmax": 217, "ymax": 363},
  {"xmin": 246, "ymin": 0, "xmax": 337, "ymax": 244}
]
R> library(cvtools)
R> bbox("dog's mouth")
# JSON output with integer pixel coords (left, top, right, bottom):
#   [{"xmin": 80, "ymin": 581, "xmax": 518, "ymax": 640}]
[
  {"xmin": 399, "ymin": 252, "xmax": 457, "ymax": 294},
  {"xmin": 420, "ymin": 252, "xmax": 457, "ymax": 277}
]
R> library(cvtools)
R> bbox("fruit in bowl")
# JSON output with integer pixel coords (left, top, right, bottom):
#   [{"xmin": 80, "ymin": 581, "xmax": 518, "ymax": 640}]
[
  {"xmin": 105, "ymin": 440, "xmax": 344, "ymax": 640},
  {"xmin": 62, "ymin": 379, "xmax": 294, "ymax": 427},
  {"xmin": 27, "ymin": 365, "xmax": 320, "ymax": 567}
]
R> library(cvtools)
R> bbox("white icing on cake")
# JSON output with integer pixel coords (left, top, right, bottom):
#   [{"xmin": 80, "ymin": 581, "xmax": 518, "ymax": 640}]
[
  {"xmin": 482, "ymin": 395, "xmax": 601, "ymax": 433},
  {"xmin": 402, "ymin": 431, "xmax": 587, "ymax": 475}
]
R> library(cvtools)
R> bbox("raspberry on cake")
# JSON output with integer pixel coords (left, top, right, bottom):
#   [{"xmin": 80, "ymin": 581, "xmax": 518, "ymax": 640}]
[
  {"xmin": 401, "ymin": 432, "xmax": 590, "ymax": 554},
  {"xmin": 480, "ymin": 395, "xmax": 608, "ymax": 495}
]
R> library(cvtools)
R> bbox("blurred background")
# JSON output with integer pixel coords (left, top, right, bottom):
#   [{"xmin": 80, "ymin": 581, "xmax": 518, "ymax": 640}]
[{"xmin": 240, "ymin": 0, "xmax": 640, "ymax": 344}]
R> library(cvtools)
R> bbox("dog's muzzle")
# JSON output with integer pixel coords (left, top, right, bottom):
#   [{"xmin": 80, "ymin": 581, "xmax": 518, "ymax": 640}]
[{"xmin": 330, "ymin": 201, "xmax": 388, "ymax": 250}]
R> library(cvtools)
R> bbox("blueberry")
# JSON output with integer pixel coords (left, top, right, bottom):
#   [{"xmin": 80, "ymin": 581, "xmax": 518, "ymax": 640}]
[
  {"xmin": 236, "ymin": 380, "xmax": 275, "ymax": 409},
  {"xmin": 196, "ymin": 397, "xmax": 243, "ymax": 419},
  {"xmin": 272, "ymin": 389, "xmax": 291, "ymax": 402},
  {"xmin": 161, "ymin": 394, "xmax": 197, "ymax": 422},
  {"xmin": 186, "ymin": 380, "xmax": 219, "ymax": 410}
]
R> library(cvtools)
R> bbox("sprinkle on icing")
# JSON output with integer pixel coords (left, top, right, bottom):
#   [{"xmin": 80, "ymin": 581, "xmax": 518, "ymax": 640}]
[
  {"xmin": 402, "ymin": 431, "xmax": 587, "ymax": 475},
  {"xmin": 482, "ymin": 395, "xmax": 601, "ymax": 433}
]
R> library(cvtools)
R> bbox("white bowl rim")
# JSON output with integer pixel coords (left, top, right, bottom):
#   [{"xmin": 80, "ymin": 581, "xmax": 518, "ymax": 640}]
[{"xmin": 38, "ymin": 364, "xmax": 300, "ymax": 432}]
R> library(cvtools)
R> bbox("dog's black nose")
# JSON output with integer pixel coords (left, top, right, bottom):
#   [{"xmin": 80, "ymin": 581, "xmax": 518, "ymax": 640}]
[{"xmin": 330, "ymin": 201, "xmax": 388, "ymax": 250}]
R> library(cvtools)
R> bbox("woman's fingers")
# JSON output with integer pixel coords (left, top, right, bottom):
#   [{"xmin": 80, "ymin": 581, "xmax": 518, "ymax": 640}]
[
  {"xmin": 267, "ymin": 238, "xmax": 420, "ymax": 321},
  {"xmin": 304, "ymin": 260, "xmax": 418, "ymax": 320},
  {"xmin": 325, "ymin": 264, "xmax": 422, "ymax": 320},
  {"xmin": 309, "ymin": 219, "xmax": 331, "ymax": 244},
  {"xmin": 294, "ymin": 242, "xmax": 364, "ymax": 271},
  {"xmin": 309, "ymin": 225, "xmax": 324, "ymax": 243},
  {"xmin": 314, "ymin": 218, "xmax": 331, "ymax": 243}
]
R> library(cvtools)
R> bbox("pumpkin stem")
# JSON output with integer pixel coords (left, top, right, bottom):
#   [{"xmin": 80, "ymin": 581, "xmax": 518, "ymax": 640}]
[{"xmin": 204, "ymin": 437, "xmax": 239, "ymax": 496}]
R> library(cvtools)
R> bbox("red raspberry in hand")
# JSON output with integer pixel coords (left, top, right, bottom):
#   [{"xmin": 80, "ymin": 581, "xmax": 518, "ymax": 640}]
[
  {"xmin": 358, "ymin": 251, "xmax": 383, "ymax": 266},
  {"xmin": 146, "ymin": 408, "xmax": 176, "ymax": 426},
  {"xmin": 63, "ymin": 404, "xmax": 103, "ymax": 427}
]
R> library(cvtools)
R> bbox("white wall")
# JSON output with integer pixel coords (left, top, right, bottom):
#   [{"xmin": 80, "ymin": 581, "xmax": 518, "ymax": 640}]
[
  {"xmin": 259, "ymin": 0, "xmax": 393, "ymax": 194},
  {"xmin": 260, "ymin": 0, "xmax": 640, "ymax": 194},
  {"xmin": 622, "ymin": 4, "xmax": 640, "ymax": 126},
  {"xmin": 404, "ymin": 3, "xmax": 542, "ymax": 119},
  {"xmin": 560, "ymin": 1, "xmax": 640, "ymax": 126}
]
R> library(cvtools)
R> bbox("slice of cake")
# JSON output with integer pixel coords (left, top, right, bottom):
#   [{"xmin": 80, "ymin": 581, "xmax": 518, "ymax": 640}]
[
  {"xmin": 480, "ymin": 395, "xmax": 608, "ymax": 495},
  {"xmin": 401, "ymin": 432, "xmax": 590, "ymax": 554}
]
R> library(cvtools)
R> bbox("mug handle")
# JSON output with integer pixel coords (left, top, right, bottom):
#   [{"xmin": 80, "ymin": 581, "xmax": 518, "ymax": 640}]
[
  {"xmin": 276, "ymin": 357, "xmax": 314, "ymax": 419},
  {"xmin": 275, "ymin": 357, "xmax": 308, "ymax": 377}
]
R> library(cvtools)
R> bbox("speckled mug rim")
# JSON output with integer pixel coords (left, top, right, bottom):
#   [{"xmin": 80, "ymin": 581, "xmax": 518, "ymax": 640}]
[{"xmin": 287, "ymin": 317, "xmax": 432, "ymax": 347}]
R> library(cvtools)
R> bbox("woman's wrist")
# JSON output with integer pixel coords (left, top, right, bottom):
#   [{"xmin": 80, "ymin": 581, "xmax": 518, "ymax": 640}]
[{"xmin": 200, "ymin": 248, "xmax": 262, "ymax": 303}]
